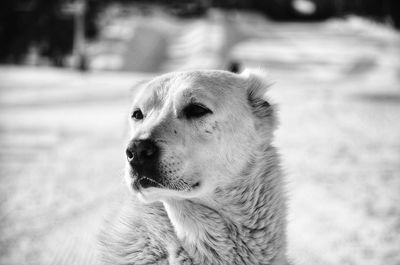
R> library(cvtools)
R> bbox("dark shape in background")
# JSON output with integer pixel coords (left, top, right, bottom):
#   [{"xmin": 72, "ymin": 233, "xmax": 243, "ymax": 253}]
[
  {"xmin": 0, "ymin": 0, "xmax": 100, "ymax": 66},
  {"xmin": 0, "ymin": 0, "xmax": 399, "ymax": 67}
]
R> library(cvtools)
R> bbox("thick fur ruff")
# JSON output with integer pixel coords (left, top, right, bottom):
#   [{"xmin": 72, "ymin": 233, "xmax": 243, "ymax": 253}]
[{"xmin": 99, "ymin": 70, "xmax": 290, "ymax": 265}]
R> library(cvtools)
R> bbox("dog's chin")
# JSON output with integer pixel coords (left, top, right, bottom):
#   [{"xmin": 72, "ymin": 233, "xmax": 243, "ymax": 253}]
[{"xmin": 137, "ymin": 185, "xmax": 202, "ymax": 203}]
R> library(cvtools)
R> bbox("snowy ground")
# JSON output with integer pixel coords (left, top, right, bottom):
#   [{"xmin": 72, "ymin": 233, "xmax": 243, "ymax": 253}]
[{"xmin": 1, "ymin": 9, "xmax": 400, "ymax": 265}]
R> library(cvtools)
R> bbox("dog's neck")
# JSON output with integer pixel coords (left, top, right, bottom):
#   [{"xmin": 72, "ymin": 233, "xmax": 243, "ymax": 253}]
[{"xmin": 163, "ymin": 145, "xmax": 287, "ymax": 265}]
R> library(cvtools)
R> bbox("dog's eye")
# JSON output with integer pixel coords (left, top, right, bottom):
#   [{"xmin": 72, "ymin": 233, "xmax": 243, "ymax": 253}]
[
  {"xmin": 183, "ymin": 103, "xmax": 212, "ymax": 119},
  {"xmin": 132, "ymin": 109, "xmax": 144, "ymax": 120}
]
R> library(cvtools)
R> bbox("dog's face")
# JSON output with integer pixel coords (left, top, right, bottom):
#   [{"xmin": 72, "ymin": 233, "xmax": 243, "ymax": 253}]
[{"xmin": 125, "ymin": 70, "xmax": 275, "ymax": 203}]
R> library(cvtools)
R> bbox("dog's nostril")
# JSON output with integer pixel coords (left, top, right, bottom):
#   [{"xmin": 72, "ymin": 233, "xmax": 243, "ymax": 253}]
[{"xmin": 126, "ymin": 149, "xmax": 134, "ymax": 161}]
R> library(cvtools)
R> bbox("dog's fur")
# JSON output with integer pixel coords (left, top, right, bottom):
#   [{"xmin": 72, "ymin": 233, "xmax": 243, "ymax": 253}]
[{"xmin": 100, "ymin": 69, "xmax": 290, "ymax": 265}]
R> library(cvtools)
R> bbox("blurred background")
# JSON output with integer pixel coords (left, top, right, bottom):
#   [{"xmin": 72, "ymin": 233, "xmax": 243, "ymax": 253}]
[{"xmin": 0, "ymin": 0, "xmax": 399, "ymax": 264}]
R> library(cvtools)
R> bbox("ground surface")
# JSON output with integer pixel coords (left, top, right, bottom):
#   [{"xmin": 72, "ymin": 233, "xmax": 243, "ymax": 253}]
[{"xmin": 1, "ymin": 9, "xmax": 400, "ymax": 265}]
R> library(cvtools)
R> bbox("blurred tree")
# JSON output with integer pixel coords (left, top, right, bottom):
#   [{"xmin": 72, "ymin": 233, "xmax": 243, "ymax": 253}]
[
  {"xmin": 0, "ymin": 0, "xmax": 100, "ymax": 66},
  {"xmin": 387, "ymin": 0, "xmax": 399, "ymax": 28},
  {"xmin": 337, "ymin": 0, "xmax": 399, "ymax": 28}
]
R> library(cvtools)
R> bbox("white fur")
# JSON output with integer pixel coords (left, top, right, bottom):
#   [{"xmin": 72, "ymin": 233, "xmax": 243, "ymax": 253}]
[{"xmin": 100, "ymin": 70, "xmax": 291, "ymax": 265}]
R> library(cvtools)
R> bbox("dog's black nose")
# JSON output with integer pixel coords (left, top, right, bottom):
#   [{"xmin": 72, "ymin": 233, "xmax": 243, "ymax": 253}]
[{"xmin": 126, "ymin": 139, "xmax": 159, "ymax": 165}]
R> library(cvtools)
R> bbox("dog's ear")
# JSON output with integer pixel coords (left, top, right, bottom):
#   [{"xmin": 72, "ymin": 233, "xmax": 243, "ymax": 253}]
[{"xmin": 240, "ymin": 69, "xmax": 277, "ymax": 133}]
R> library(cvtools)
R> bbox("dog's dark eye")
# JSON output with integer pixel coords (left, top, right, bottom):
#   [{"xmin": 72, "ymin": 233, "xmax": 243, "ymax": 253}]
[
  {"xmin": 132, "ymin": 109, "xmax": 143, "ymax": 120},
  {"xmin": 183, "ymin": 103, "xmax": 212, "ymax": 119}
]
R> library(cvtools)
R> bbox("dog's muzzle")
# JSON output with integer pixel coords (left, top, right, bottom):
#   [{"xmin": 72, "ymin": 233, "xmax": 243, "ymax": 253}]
[{"xmin": 126, "ymin": 139, "xmax": 163, "ymax": 189}]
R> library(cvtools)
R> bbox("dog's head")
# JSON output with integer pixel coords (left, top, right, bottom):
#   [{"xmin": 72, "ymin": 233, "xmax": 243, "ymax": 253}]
[{"xmin": 125, "ymin": 70, "xmax": 276, "ymax": 203}]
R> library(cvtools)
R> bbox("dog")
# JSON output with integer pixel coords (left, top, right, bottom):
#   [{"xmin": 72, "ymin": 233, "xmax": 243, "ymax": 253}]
[{"xmin": 100, "ymin": 69, "xmax": 290, "ymax": 265}]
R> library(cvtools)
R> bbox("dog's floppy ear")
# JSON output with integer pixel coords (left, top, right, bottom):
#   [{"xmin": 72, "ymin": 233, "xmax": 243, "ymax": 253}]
[{"xmin": 240, "ymin": 69, "xmax": 277, "ymax": 132}]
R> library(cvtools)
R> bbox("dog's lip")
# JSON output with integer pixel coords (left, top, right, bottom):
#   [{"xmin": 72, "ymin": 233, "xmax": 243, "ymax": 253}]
[
  {"xmin": 129, "ymin": 167, "xmax": 164, "ymax": 190},
  {"xmin": 138, "ymin": 176, "xmax": 165, "ymax": 189},
  {"xmin": 132, "ymin": 178, "xmax": 200, "ymax": 192},
  {"xmin": 129, "ymin": 169, "xmax": 201, "ymax": 192}
]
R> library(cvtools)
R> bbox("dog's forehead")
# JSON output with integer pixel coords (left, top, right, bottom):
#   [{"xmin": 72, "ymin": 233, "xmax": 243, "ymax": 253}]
[{"xmin": 134, "ymin": 71, "xmax": 243, "ymax": 109}]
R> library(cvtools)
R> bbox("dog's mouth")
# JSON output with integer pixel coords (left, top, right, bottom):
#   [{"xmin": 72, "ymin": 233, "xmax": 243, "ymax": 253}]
[
  {"xmin": 129, "ymin": 166, "xmax": 201, "ymax": 192},
  {"xmin": 138, "ymin": 176, "xmax": 165, "ymax": 189},
  {"xmin": 131, "ymin": 174, "xmax": 164, "ymax": 191},
  {"xmin": 129, "ymin": 164, "xmax": 165, "ymax": 191},
  {"xmin": 131, "ymin": 174, "xmax": 201, "ymax": 193}
]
